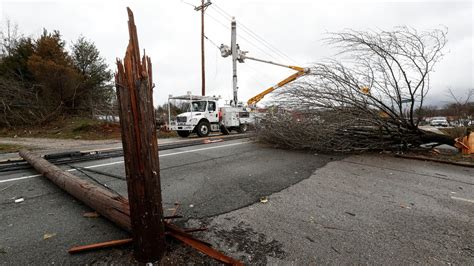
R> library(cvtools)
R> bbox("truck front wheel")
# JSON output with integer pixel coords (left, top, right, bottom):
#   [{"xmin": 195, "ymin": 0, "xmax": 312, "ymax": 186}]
[
  {"xmin": 177, "ymin": 130, "xmax": 190, "ymax": 138},
  {"xmin": 237, "ymin": 123, "xmax": 248, "ymax": 133},
  {"xmin": 196, "ymin": 121, "xmax": 210, "ymax": 137}
]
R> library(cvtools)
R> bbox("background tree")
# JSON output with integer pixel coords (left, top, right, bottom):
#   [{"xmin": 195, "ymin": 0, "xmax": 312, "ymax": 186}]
[
  {"xmin": 0, "ymin": 21, "xmax": 34, "ymax": 82},
  {"xmin": 0, "ymin": 22, "xmax": 39, "ymax": 126},
  {"xmin": 0, "ymin": 20, "xmax": 20, "ymax": 56},
  {"xmin": 71, "ymin": 36, "xmax": 113, "ymax": 116},
  {"xmin": 155, "ymin": 102, "xmax": 187, "ymax": 127},
  {"xmin": 445, "ymin": 88, "xmax": 473, "ymax": 125},
  {"xmin": 0, "ymin": 23, "xmax": 115, "ymax": 127},
  {"xmin": 27, "ymin": 29, "xmax": 82, "ymax": 115},
  {"xmin": 259, "ymin": 27, "xmax": 455, "ymax": 152},
  {"xmin": 415, "ymin": 105, "xmax": 440, "ymax": 120},
  {"xmin": 0, "ymin": 38, "xmax": 34, "ymax": 81}
]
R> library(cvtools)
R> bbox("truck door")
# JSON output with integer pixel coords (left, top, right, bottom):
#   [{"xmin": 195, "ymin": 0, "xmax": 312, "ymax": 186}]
[{"xmin": 207, "ymin": 101, "xmax": 219, "ymax": 123}]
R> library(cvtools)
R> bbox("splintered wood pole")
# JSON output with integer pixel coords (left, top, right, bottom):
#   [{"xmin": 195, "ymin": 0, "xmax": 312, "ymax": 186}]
[{"xmin": 115, "ymin": 7, "xmax": 165, "ymax": 262}]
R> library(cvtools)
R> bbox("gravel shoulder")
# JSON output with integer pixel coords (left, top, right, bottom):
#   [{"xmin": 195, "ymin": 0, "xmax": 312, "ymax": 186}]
[
  {"xmin": 0, "ymin": 137, "xmax": 122, "ymax": 152},
  {"xmin": 190, "ymin": 154, "xmax": 474, "ymax": 264},
  {"xmin": 0, "ymin": 133, "xmax": 236, "ymax": 161},
  {"xmin": 0, "ymin": 137, "xmax": 122, "ymax": 161},
  {"xmin": 0, "ymin": 136, "xmax": 191, "ymax": 161}
]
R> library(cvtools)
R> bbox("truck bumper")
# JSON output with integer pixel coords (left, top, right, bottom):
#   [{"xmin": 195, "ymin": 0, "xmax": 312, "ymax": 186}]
[{"xmin": 170, "ymin": 125, "xmax": 194, "ymax": 131}]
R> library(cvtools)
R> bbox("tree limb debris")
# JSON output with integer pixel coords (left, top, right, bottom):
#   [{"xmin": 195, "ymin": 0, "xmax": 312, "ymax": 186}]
[{"xmin": 68, "ymin": 238, "xmax": 133, "ymax": 254}]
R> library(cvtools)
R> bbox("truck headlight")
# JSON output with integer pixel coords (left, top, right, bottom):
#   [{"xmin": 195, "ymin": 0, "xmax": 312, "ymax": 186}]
[{"xmin": 190, "ymin": 118, "xmax": 197, "ymax": 123}]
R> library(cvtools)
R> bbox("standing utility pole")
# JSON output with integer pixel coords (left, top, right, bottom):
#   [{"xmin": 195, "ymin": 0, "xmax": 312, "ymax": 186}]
[
  {"xmin": 195, "ymin": 0, "xmax": 212, "ymax": 96},
  {"xmin": 231, "ymin": 17, "xmax": 238, "ymax": 106},
  {"xmin": 219, "ymin": 17, "xmax": 242, "ymax": 106}
]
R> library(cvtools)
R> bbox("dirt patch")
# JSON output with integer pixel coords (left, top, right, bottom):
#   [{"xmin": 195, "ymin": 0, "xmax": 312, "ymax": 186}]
[
  {"xmin": 216, "ymin": 222, "xmax": 286, "ymax": 264},
  {"xmin": 89, "ymin": 241, "xmax": 215, "ymax": 265},
  {"xmin": 195, "ymin": 219, "xmax": 286, "ymax": 265}
]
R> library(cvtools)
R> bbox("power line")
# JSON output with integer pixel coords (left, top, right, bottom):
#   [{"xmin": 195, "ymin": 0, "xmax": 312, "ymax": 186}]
[
  {"xmin": 205, "ymin": 11, "xmax": 282, "ymax": 63},
  {"xmin": 208, "ymin": 6, "xmax": 286, "ymax": 63},
  {"xmin": 180, "ymin": 0, "xmax": 196, "ymax": 9},
  {"xmin": 180, "ymin": 0, "xmax": 298, "ymax": 65},
  {"xmin": 239, "ymin": 21, "xmax": 298, "ymax": 64},
  {"xmin": 205, "ymin": 11, "xmax": 230, "ymax": 30},
  {"xmin": 211, "ymin": 3, "xmax": 298, "ymax": 64},
  {"xmin": 209, "ymin": 2, "xmax": 232, "ymax": 18},
  {"xmin": 203, "ymin": 34, "xmax": 287, "ymax": 99},
  {"xmin": 241, "ymin": 64, "xmax": 274, "ymax": 88},
  {"xmin": 204, "ymin": 34, "xmax": 220, "ymax": 50}
]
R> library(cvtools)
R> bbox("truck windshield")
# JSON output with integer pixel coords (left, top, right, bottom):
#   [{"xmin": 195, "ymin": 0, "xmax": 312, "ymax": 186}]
[{"xmin": 190, "ymin": 101, "xmax": 207, "ymax": 112}]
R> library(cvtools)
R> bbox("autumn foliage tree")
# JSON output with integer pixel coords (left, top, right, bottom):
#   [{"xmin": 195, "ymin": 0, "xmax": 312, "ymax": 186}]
[
  {"xmin": 0, "ymin": 23, "xmax": 113, "ymax": 127},
  {"xmin": 27, "ymin": 30, "xmax": 82, "ymax": 112}
]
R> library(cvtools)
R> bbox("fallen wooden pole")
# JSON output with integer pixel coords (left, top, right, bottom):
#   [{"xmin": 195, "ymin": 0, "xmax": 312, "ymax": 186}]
[
  {"xmin": 19, "ymin": 150, "xmax": 242, "ymax": 265},
  {"xmin": 19, "ymin": 149, "xmax": 132, "ymax": 231}
]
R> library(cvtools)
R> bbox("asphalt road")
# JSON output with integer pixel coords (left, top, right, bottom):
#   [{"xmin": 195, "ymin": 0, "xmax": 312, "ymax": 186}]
[
  {"xmin": 0, "ymin": 138, "xmax": 339, "ymax": 264},
  {"xmin": 198, "ymin": 154, "xmax": 474, "ymax": 264}
]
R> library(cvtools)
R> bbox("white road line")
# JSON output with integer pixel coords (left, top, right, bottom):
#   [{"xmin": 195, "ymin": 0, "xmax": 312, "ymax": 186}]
[
  {"xmin": 160, "ymin": 141, "xmax": 251, "ymax": 157},
  {"xmin": 0, "ymin": 141, "xmax": 253, "ymax": 184},
  {"xmin": 0, "ymin": 174, "xmax": 42, "ymax": 183},
  {"xmin": 451, "ymin": 196, "xmax": 474, "ymax": 204}
]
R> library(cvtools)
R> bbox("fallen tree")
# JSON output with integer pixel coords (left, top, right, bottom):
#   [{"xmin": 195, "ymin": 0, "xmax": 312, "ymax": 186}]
[{"xmin": 258, "ymin": 27, "xmax": 456, "ymax": 152}]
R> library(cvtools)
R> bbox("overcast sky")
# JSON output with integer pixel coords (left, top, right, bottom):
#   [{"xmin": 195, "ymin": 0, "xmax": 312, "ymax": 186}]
[{"xmin": 1, "ymin": 0, "xmax": 472, "ymax": 107}]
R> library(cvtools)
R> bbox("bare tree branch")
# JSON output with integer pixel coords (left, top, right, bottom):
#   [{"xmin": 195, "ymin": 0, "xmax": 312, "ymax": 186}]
[{"xmin": 258, "ymin": 27, "xmax": 453, "ymax": 152}]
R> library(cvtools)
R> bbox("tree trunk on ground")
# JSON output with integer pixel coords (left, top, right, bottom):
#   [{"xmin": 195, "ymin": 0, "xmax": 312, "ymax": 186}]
[
  {"xmin": 419, "ymin": 131, "xmax": 456, "ymax": 147},
  {"xmin": 256, "ymin": 111, "xmax": 457, "ymax": 152}
]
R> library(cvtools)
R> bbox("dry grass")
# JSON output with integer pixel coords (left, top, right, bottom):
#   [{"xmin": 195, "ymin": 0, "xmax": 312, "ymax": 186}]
[
  {"xmin": 0, "ymin": 143, "xmax": 24, "ymax": 153},
  {"xmin": 157, "ymin": 130, "xmax": 178, "ymax": 138},
  {"xmin": 0, "ymin": 117, "xmax": 121, "ymax": 140},
  {"xmin": 0, "ymin": 117, "xmax": 179, "ymax": 141}
]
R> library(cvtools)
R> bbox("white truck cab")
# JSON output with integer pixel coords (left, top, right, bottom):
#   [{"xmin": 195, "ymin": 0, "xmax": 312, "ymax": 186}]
[{"xmin": 168, "ymin": 94, "xmax": 252, "ymax": 137}]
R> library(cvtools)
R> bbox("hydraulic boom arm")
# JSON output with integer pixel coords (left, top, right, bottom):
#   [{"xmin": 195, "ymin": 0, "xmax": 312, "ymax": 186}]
[{"xmin": 243, "ymin": 56, "xmax": 309, "ymax": 106}]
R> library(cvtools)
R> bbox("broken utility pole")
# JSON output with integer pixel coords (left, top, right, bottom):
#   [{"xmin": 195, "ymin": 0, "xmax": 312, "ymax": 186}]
[
  {"xmin": 19, "ymin": 7, "xmax": 242, "ymax": 265},
  {"xmin": 19, "ymin": 150, "xmax": 242, "ymax": 265},
  {"xmin": 115, "ymin": 7, "xmax": 165, "ymax": 262}
]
